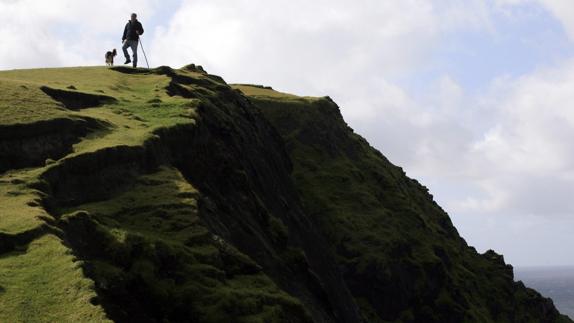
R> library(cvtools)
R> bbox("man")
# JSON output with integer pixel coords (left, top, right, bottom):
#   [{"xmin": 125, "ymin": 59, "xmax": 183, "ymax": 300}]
[{"xmin": 122, "ymin": 13, "xmax": 144, "ymax": 68}]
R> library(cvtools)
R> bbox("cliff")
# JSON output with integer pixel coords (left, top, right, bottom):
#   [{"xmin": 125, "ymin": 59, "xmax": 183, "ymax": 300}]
[{"xmin": 0, "ymin": 65, "xmax": 570, "ymax": 323}]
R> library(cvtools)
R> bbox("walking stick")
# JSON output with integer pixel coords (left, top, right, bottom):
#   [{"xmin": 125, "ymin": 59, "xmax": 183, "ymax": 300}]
[{"xmin": 138, "ymin": 37, "xmax": 150, "ymax": 69}]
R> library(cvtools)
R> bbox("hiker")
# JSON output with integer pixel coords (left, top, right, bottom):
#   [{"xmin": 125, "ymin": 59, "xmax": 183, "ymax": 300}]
[{"xmin": 122, "ymin": 13, "xmax": 144, "ymax": 68}]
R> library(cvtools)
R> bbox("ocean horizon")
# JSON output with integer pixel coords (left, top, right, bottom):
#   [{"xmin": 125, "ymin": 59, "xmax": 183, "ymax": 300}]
[{"xmin": 515, "ymin": 266, "xmax": 574, "ymax": 319}]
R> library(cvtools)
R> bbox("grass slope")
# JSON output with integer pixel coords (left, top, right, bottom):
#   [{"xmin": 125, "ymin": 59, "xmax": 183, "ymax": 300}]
[
  {"xmin": 55, "ymin": 166, "xmax": 305, "ymax": 322},
  {"xmin": 0, "ymin": 234, "xmax": 109, "ymax": 323},
  {"xmin": 0, "ymin": 66, "xmax": 194, "ymax": 321},
  {"xmin": 0, "ymin": 66, "xmax": 309, "ymax": 322}
]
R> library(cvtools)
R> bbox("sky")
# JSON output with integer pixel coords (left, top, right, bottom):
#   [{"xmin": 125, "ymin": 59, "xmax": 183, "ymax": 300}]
[{"xmin": 1, "ymin": 0, "xmax": 573, "ymax": 267}]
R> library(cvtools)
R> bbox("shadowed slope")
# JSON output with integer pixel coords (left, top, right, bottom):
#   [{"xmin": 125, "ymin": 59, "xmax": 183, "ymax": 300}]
[
  {"xmin": 237, "ymin": 84, "xmax": 572, "ymax": 323},
  {"xmin": 40, "ymin": 86, "xmax": 118, "ymax": 110}
]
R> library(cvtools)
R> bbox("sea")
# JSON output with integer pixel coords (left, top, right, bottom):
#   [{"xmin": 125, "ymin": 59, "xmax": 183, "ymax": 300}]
[{"xmin": 515, "ymin": 266, "xmax": 574, "ymax": 320}]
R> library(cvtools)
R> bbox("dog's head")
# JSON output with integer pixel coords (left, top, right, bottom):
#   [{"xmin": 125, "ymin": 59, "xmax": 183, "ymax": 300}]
[{"xmin": 112, "ymin": 49, "xmax": 117, "ymax": 56}]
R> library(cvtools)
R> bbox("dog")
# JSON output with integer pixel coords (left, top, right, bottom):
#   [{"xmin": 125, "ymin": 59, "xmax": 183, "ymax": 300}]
[{"xmin": 105, "ymin": 49, "xmax": 117, "ymax": 66}]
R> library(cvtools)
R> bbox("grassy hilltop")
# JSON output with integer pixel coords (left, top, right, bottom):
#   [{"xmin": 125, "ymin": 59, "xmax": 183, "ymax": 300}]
[{"xmin": 0, "ymin": 65, "xmax": 570, "ymax": 323}]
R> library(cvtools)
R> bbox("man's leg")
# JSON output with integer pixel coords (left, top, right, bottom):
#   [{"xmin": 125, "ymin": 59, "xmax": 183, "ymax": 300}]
[
  {"xmin": 122, "ymin": 41, "xmax": 131, "ymax": 64},
  {"xmin": 130, "ymin": 41, "xmax": 139, "ymax": 68}
]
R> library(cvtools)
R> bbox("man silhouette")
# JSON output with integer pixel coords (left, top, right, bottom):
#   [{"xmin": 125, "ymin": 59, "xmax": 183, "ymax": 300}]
[{"xmin": 122, "ymin": 13, "xmax": 144, "ymax": 68}]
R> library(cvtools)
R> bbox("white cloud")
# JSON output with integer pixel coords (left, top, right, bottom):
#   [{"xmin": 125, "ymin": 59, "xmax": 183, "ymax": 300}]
[
  {"xmin": 149, "ymin": 0, "xmax": 497, "ymax": 92},
  {"xmin": 537, "ymin": 0, "xmax": 574, "ymax": 40},
  {"xmin": 458, "ymin": 59, "xmax": 574, "ymax": 216},
  {"xmin": 0, "ymin": 0, "xmax": 161, "ymax": 69},
  {"xmin": 495, "ymin": 0, "xmax": 574, "ymax": 40}
]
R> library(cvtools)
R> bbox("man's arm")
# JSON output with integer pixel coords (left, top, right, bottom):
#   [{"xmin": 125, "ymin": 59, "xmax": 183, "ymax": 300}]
[
  {"xmin": 138, "ymin": 22, "xmax": 144, "ymax": 36},
  {"xmin": 122, "ymin": 23, "xmax": 128, "ymax": 41}
]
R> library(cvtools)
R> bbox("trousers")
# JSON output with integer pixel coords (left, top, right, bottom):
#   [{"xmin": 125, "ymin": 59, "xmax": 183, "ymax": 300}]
[{"xmin": 122, "ymin": 40, "xmax": 139, "ymax": 67}]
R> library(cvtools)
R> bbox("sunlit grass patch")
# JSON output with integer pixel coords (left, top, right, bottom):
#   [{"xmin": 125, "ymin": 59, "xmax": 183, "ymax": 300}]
[
  {"xmin": 0, "ymin": 174, "xmax": 50, "ymax": 234},
  {"xmin": 0, "ymin": 234, "xmax": 109, "ymax": 322}
]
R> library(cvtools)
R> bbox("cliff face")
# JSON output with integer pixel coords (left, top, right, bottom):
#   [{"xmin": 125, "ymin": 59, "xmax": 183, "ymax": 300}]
[
  {"xmin": 243, "ymin": 87, "xmax": 571, "ymax": 323},
  {"xmin": 0, "ymin": 65, "xmax": 569, "ymax": 323}
]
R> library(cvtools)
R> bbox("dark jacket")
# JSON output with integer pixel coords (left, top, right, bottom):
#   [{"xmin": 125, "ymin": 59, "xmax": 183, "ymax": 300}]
[{"xmin": 122, "ymin": 20, "xmax": 144, "ymax": 41}]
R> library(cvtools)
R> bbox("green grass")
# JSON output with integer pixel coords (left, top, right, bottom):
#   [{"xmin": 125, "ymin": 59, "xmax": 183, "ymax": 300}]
[
  {"xmin": 0, "ymin": 66, "xmax": 314, "ymax": 322},
  {"xmin": 57, "ymin": 166, "xmax": 202, "ymax": 243},
  {"xmin": 0, "ymin": 66, "xmax": 197, "ymax": 155},
  {"xmin": 0, "ymin": 173, "xmax": 51, "ymax": 234},
  {"xmin": 0, "ymin": 234, "xmax": 109, "ymax": 322},
  {"xmin": 0, "ymin": 67, "xmax": 196, "ymax": 234},
  {"xmin": 0, "ymin": 66, "xmax": 206, "ymax": 322},
  {"xmin": 0, "ymin": 67, "xmax": 159, "ymax": 100},
  {"xmin": 232, "ymin": 84, "xmax": 318, "ymax": 102},
  {"xmin": 0, "ymin": 79, "xmax": 68, "ymax": 125},
  {"xmin": 55, "ymin": 166, "xmax": 309, "ymax": 322}
]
